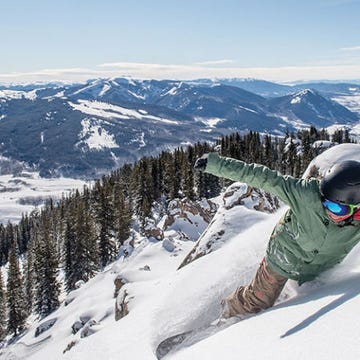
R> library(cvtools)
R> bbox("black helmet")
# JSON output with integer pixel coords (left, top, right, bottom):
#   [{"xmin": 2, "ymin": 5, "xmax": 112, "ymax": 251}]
[{"xmin": 320, "ymin": 160, "xmax": 360, "ymax": 204}]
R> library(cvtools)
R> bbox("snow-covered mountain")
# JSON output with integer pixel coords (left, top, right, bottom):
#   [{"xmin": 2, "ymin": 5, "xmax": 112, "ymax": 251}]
[
  {"xmin": 2, "ymin": 143, "xmax": 360, "ymax": 360},
  {"xmin": 267, "ymin": 89, "xmax": 358, "ymax": 128},
  {"xmin": 0, "ymin": 78, "xmax": 359, "ymax": 178}
]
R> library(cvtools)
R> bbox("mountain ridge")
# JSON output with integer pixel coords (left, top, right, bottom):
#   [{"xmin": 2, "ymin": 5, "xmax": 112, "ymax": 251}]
[{"xmin": 0, "ymin": 78, "xmax": 359, "ymax": 177}]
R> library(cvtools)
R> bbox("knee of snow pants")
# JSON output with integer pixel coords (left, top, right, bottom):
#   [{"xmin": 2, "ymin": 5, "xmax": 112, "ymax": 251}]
[{"xmin": 221, "ymin": 257, "xmax": 288, "ymax": 319}]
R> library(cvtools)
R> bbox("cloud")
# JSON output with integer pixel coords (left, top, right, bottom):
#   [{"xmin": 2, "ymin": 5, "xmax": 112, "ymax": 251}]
[
  {"xmin": 98, "ymin": 62, "xmax": 170, "ymax": 69},
  {"xmin": 194, "ymin": 60, "xmax": 236, "ymax": 66},
  {"xmin": 98, "ymin": 60, "xmax": 236, "ymax": 69},
  {"xmin": 340, "ymin": 45, "xmax": 360, "ymax": 51},
  {"xmin": 0, "ymin": 62, "xmax": 360, "ymax": 85}
]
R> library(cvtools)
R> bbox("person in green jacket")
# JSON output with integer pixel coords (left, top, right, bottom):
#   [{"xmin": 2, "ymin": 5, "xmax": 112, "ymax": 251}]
[{"xmin": 194, "ymin": 152, "xmax": 360, "ymax": 319}]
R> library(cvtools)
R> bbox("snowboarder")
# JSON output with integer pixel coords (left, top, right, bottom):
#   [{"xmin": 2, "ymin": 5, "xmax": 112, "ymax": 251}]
[{"xmin": 194, "ymin": 152, "xmax": 360, "ymax": 319}]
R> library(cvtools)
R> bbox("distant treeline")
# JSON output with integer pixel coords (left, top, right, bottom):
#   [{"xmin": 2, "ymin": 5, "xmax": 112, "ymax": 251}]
[{"xmin": 0, "ymin": 126, "xmax": 354, "ymax": 338}]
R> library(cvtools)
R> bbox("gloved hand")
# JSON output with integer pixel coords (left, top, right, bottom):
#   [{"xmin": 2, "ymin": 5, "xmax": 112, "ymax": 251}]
[{"xmin": 194, "ymin": 154, "xmax": 208, "ymax": 172}]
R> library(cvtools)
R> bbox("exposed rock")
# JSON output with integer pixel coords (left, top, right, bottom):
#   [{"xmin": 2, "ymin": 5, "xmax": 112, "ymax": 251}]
[
  {"xmin": 115, "ymin": 289, "xmax": 130, "ymax": 321},
  {"xmin": 71, "ymin": 312, "xmax": 98, "ymax": 335},
  {"xmin": 79, "ymin": 314, "xmax": 92, "ymax": 324},
  {"xmin": 80, "ymin": 319, "xmax": 99, "ymax": 338},
  {"xmin": 162, "ymin": 238, "xmax": 176, "ymax": 252},
  {"xmin": 63, "ymin": 340, "xmax": 78, "ymax": 354},
  {"xmin": 114, "ymin": 275, "xmax": 128, "ymax": 298},
  {"xmin": 163, "ymin": 198, "xmax": 216, "ymax": 231},
  {"xmin": 71, "ymin": 321, "xmax": 84, "ymax": 335},
  {"xmin": 75, "ymin": 280, "xmax": 85, "ymax": 289},
  {"xmin": 144, "ymin": 218, "xmax": 164, "ymax": 240},
  {"xmin": 178, "ymin": 183, "xmax": 279, "ymax": 269},
  {"xmin": 222, "ymin": 184, "xmax": 253, "ymax": 210},
  {"xmin": 140, "ymin": 197, "xmax": 216, "ymax": 245},
  {"xmin": 139, "ymin": 265, "xmax": 151, "ymax": 271},
  {"xmin": 35, "ymin": 318, "xmax": 57, "ymax": 338},
  {"xmin": 222, "ymin": 183, "xmax": 278, "ymax": 212}
]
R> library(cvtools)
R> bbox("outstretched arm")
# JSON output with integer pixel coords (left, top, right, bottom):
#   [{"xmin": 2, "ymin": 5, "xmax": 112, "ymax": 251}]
[{"xmin": 204, "ymin": 152, "xmax": 319, "ymax": 208}]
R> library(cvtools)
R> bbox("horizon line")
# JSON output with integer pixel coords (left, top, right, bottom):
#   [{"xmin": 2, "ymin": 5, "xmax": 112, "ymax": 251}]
[{"xmin": 0, "ymin": 62, "xmax": 360, "ymax": 85}]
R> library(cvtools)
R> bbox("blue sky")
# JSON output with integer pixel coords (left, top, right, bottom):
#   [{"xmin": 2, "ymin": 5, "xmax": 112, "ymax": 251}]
[{"xmin": 1, "ymin": 0, "xmax": 360, "ymax": 83}]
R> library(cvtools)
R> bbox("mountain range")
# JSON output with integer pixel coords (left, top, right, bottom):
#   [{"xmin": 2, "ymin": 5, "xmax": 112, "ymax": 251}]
[{"xmin": 0, "ymin": 78, "xmax": 359, "ymax": 178}]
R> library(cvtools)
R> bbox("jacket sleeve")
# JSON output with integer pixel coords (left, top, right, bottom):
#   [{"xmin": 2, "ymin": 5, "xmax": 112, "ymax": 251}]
[{"xmin": 205, "ymin": 152, "xmax": 320, "ymax": 208}]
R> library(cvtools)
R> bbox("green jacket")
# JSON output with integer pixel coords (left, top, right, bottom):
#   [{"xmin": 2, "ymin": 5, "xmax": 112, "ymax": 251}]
[{"xmin": 205, "ymin": 152, "xmax": 360, "ymax": 284}]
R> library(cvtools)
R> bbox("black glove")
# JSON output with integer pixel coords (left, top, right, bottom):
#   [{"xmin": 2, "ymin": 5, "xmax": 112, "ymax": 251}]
[{"xmin": 194, "ymin": 154, "xmax": 208, "ymax": 172}]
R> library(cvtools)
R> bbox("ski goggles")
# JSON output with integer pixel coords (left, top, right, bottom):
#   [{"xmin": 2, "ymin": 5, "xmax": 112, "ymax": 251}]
[{"xmin": 322, "ymin": 199, "xmax": 360, "ymax": 216}]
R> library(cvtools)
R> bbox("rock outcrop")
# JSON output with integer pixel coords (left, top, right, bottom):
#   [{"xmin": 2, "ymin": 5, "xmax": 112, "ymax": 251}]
[{"xmin": 178, "ymin": 183, "xmax": 279, "ymax": 269}]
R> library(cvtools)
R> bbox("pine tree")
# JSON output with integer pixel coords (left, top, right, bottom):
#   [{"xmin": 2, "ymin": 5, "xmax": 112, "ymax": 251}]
[
  {"xmin": 132, "ymin": 159, "xmax": 154, "ymax": 230},
  {"xmin": 319, "ymin": 128, "xmax": 329, "ymax": 141},
  {"xmin": 285, "ymin": 137, "xmax": 297, "ymax": 176},
  {"xmin": 0, "ymin": 268, "xmax": 6, "ymax": 340},
  {"xmin": 171, "ymin": 149, "xmax": 182, "ymax": 198},
  {"xmin": 113, "ymin": 181, "xmax": 132, "ymax": 246},
  {"xmin": 149, "ymin": 158, "xmax": 162, "ymax": 201},
  {"xmin": 6, "ymin": 235, "xmax": 27, "ymax": 336},
  {"xmin": 63, "ymin": 211, "xmax": 77, "ymax": 291},
  {"xmin": 33, "ymin": 215, "xmax": 60, "ymax": 317},
  {"xmin": 23, "ymin": 237, "xmax": 35, "ymax": 312},
  {"xmin": 332, "ymin": 129, "xmax": 343, "ymax": 144},
  {"xmin": 263, "ymin": 134, "xmax": 273, "ymax": 168},
  {"xmin": 344, "ymin": 129, "xmax": 351, "ymax": 143},
  {"xmin": 93, "ymin": 182, "xmax": 117, "ymax": 267},
  {"xmin": 301, "ymin": 130, "xmax": 313, "ymax": 172},
  {"xmin": 0, "ymin": 224, "xmax": 7, "ymax": 265},
  {"xmin": 74, "ymin": 200, "xmax": 99, "ymax": 284},
  {"xmin": 161, "ymin": 152, "xmax": 176, "ymax": 200},
  {"xmin": 182, "ymin": 147, "xmax": 196, "ymax": 200},
  {"xmin": 18, "ymin": 214, "xmax": 31, "ymax": 254}
]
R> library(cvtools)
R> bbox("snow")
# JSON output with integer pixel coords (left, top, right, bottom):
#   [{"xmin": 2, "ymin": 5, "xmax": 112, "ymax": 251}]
[
  {"xmin": 333, "ymin": 94, "xmax": 360, "ymax": 115},
  {"xmin": 236, "ymin": 105, "xmax": 258, "ymax": 114},
  {"xmin": 163, "ymin": 86, "xmax": 179, "ymax": 96},
  {"xmin": 0, "ymin": 172, "xmax": 88, "ymax": 223},
  {"xmin": 290, "ymin": 89, "xmax": 315, "ymax": 104},
  {"xmin": 127, "ymin": 90, "xmax": 145, "ymax": 100},
  {"xmin": 69, "ymin": 100, "xmax": 179, "ymax": 125},
  {"xmin": 290, "ymin": 96, "xmax": 301, "ymax": 104},
  {"xmin": 312, "ymin": 140, "xmax": 333, "ymax": 149},
  {"xmin": 350, "ymin": 123, "xmax": 360, "ymax": 137},
  {"xmin": 77, "ymin": 118, "xmax": 119, "ymax": 150},
  {"xmin": 128, "ymin": 131, "xmax": 146, "ymax": 149},
  {"xmin": 98, "ymin": 84, "xmax": 111, "ymax": 97},
  {"xmin": 2, "ymin": 144, "xmax": 360, "ymax": 359},
  {"xmin": 195, "ymin": 116, "xmax": 225, "ymax": 128},
  {"xmin": 278, "ymin": 115, "xmax": 307, "ymax": 128},
  {"xmin": 171, "ymin": 273, "xmax": 360, "ymax": 360},
  {"xmin": 53, "ymin": 90, "xmax": 65, "ymax": 98},
  {"xmin": 0, "ymin": 90, "xmax": 37, "ymax": 100}
]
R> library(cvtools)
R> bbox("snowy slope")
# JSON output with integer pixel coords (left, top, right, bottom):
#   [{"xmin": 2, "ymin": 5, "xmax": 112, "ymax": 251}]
[
  {"xmin": 172, "ymin": 271, "xmax": 360, "ymax": 360},
  {"xmin": 0, "ymin": 171, "xmax": 88, "ymax": 223},
  {"xmin": 2, "ymin": 144, "xmax": 360, "ymax": 360}
]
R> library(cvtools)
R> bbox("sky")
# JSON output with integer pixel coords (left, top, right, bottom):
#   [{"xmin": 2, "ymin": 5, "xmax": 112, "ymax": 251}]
[{"xmin": 1, "ymin": 0, "xmax": 360, "ymax": 84}]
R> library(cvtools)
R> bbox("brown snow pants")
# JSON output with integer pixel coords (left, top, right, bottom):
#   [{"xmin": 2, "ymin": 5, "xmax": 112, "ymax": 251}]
[{"xmin": 222, "ymin": 258, "xmax": 288, "ymax": 318}]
